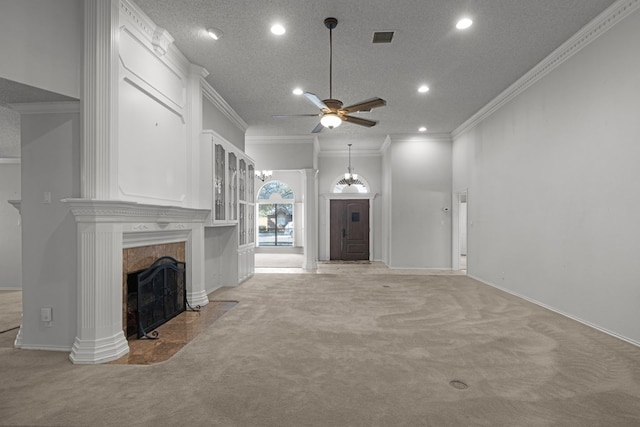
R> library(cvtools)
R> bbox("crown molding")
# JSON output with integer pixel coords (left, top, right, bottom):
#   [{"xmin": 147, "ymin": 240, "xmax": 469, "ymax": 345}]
[
  {"xmin": 202, "ymin": 80, "xmax": 248, "ymax": 133},
  {"xmin": 380, "ymin": 135, "xmax": 392, "ymax": 153},
  {"xmin": 119, "ymin": 0, "xmax": 190, "ymax": 74},
  {"xmin": 8, "ymin": 101, "xmax": 80, "ymax": 114},
  {"xmin": 245, "ymin": 135, "xmax": 316, "ymax": 144},
  {"xmin": 318, "ymin": 148, "xmax": 382, "ymax": 157},
  {"xmin": 388, "ymin": 133, "xmax": 452, "ymax": 143},
  {"xmin": 452, "ymin": 0, "xmax": 640, "ymax": 139},
  {"xmin": 8, "ymin": 200, "xmax": 21, "ymax": 214}
]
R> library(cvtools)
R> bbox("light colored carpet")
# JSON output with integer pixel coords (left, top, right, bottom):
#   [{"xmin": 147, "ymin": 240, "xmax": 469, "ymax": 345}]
[
  {"xmin": 0, "ymin": 290, "xmax": 21, "ymax": 333},
  {"xmin": 1, "ymin": 273, "xmax": 640, "ymax": 426},
  {"xmin": 255, "ymin": 252, "xmax": 304, "ymax": 268}
]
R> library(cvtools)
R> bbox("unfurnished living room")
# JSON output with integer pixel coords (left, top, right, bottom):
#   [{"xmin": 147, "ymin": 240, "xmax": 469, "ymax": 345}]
[{"xmin": 1, "ymin": 0, "xmax": 640, "ymax": 426}]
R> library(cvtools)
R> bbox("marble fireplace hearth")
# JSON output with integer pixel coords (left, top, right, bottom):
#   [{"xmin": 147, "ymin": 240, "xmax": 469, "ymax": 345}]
[{"xmin": 63, "ymin": 199, "xmax": 210, "ymax": 364}]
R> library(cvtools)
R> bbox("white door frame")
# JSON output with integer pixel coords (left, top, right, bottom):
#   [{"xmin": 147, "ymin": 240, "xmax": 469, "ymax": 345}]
[
  {"xmin": 321, "ymin": 193, "xmax": 378, "ymax": 261},
  {"xmin": 452, "ymin": 189, "xmax": 468, "ymax": 271}
]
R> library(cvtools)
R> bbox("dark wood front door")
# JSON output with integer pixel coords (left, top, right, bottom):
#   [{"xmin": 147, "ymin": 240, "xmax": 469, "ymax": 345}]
[{"xmin": 330, "ymin": 199, "xmax": 370, "ymax": 260}]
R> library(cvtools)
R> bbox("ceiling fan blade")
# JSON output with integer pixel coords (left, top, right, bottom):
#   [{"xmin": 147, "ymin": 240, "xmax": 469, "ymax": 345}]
[
  {"xmin": 342, "ymin": 97, "xmax": 386, "ymax": 114},
  {"xmin": 311, "ymin": 122, "xmax": 325, "ymax": 133},
  {"xmin": 272, "ymin": 114, "xmax": 321, "ymax": 118},
  {"xmin": 343, "ymin": 115, "xmax": 378, "ymax": 127},
  {"xmin": 304, "ymin": 92, "xmax": 328, "ymax": 110}
]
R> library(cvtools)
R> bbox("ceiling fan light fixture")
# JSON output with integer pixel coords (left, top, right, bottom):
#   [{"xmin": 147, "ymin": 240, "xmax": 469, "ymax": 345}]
[
  {"xmin": 207, "ymin": 28, "xmax": 223, "ymax": 40},
  {"xmin": 418, "ymin": 85, "xmax": 430, "ymax": 93},
  {"xmin": 456, "ymin": 18, "xmax": 473, "ymax": 30},
  {"xmin": 271, "ymin": 23, "xmax": 286, "ymax": 35},
  {"xmin": 321, "ymin": 113, "xmax": 342, "ymax": 129},
  {"xmin": 292, "ymin": 88, "xmax": 303, "ymax": 95}
]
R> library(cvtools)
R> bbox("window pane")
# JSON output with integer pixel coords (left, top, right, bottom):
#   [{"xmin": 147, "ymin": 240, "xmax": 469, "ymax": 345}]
[
  {"xmin": 258, "ymin": 203, "xmax": 293, "ymax": 246},
  {"xmin": 257, "ymin": 181, "xmax": 294, "ymax": 200}
]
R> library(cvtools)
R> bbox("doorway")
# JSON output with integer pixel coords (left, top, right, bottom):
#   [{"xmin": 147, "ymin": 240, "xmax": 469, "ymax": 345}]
[
  {"xmin": 458, "ymin": 192, "xmax": 468, "ymax": 270},
  {"xmin": 330, "ymin": 199, "xmax": 370, "ymax": 260}
]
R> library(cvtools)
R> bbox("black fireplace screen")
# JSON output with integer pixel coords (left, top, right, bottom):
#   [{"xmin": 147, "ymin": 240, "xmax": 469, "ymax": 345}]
[{"xmin": 127, "ymin": 256, "xmax": 188, "ymax": 339}]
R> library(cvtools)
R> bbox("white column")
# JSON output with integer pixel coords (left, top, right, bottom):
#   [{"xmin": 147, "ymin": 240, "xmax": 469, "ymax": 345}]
[
  {"xmin": 186, "ymin": 224, "xmax": 209, "ymax": 307},
  {"xmin": 301, "ymin": 169, "xmax": 318, "ymax": 270},
  {"xmin": 69, "ymin": 222, "xmax": 129, "ymax": 364},
  {"xmin": 186, "ymin": 65, "xmax": 208, "ymax": 208},
  {"xmin": 82, "ymin": 0, "xmax": 119, "ymax": 199}
]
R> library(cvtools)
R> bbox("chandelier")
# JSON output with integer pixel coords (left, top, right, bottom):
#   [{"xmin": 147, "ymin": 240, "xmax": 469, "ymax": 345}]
[
  {"xmin": 340, "ymin": 144, "xmax": 360, "ymax": 186},
  {"xmin": 255, "ymin": 170, "xmax": 273, "ymax": 182}
]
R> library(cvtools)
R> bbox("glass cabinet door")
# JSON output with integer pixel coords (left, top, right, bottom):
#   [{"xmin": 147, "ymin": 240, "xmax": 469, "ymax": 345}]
[
  {"xmin": 239, "ymin": 159, "xmax": 246, "ymax": 202},
  {"xmin": 228, "ymin": 152, "xmax": 238, "ymax": 220},
  {"xmin": 248, "ymin": 164, "xmax": 255, "ymax": 203},
  {"xmin": 214, "ymin": 144, "xmax": 226, "ymax": 221},
  {"xmin": 239, "ymin": 203, "xmax": 246, "ymax": 245},
  {"xmin": 247, "ymin": 204, "xmax": 255, "ymax": 244}
]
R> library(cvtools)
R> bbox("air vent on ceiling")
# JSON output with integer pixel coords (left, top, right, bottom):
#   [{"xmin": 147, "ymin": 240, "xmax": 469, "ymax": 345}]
[{"xmin": 372, "ymin": 31, "xmax": 394, "ymax": 44}]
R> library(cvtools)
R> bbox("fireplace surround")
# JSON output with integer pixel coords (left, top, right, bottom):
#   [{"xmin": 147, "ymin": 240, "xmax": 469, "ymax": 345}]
[{"xmin": 63, "ymin": 199, "xmax": 210, "ymax": 364}]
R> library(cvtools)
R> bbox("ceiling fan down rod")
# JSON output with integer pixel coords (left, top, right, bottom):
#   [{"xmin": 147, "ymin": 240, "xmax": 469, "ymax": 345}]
[{"xmin": 324, "ymin": 17, "xmax": 338, "ymax": 100}]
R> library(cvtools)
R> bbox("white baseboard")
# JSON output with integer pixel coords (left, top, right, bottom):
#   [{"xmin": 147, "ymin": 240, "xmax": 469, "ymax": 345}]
[{"xmin": 467, "ymin": 274, "xmax": 640, "ymax": 349}]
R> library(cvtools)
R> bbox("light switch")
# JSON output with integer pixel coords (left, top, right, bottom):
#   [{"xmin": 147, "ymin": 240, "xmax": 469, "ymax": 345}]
[
  {"xmin": 40, "ymin": 307, "xmax": 52, "ymax": 322},
  {"xmin": 44, "ymin": 192, "xmax": 51, "ymax": 204}
]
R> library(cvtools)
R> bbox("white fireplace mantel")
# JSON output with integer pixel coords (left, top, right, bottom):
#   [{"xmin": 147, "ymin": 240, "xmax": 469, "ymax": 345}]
[
  {"xmin": 62, "ymin": 198, "xmax": 210, "ymax": 224},
  {"xmin": 60, "ymin": 198, "xmax": 211, "ymax": 364}
]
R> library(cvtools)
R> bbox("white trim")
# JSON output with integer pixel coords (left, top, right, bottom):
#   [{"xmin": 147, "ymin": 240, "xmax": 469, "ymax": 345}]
[
  {"xmin": 69, "ymin": 331, "xmax": 129, "ymax": 364},
  {"xmin": 8, "ymin": 101, "xmax": 80, "ymax": 114},
  {"xmin": 388, "ymin": 133, "xmax": 452, "ymax": 144},
  {"xmin": 16, "ymin": 343, "xmax": 72, "ymax": 352},
  {"xmin": 245, "ymin": 135, "xmax": 316, "ymax": 144},
  {"xmin": 7, "ymin": 200, "xmax": 21, "ymax": 214},
  {"xmin": 380, "ymin": 135, "xmax": 392, "ymax": 154},
  {"xmin": 61, "ymin": 199, "xmax": 210, "ymax": 223},
  {"xmin": 452, "ymin": 0, "xmax": 640, "ymax": 139},
  {"xmin": 119, "ymin": 0, "xmax": 190, "ymax": 76},
  {"xmin": 319, "ymin": 149, "xmax": 382, "ymax": 157},
  {"xmin": 122, "ymin": 229, "xmax": 190, "ymax": 248},
  {"xmin": 202, "ymin": 80, "xmax": 249, "ymax": 132},
  {"xmin": 468, "ymin": 274, "xmax": 640, "ymax": 349},
  {"xmin": 0, "ymin": 158, "xmax": 20, "ymax": 164},
  {"xmin": 451, "ymin": 189, "xmax": 468, "ymax": 271}
]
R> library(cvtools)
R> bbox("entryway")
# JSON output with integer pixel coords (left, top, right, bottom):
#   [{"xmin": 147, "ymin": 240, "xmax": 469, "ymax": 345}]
[{"xmin": 330, "ymin": 199, "xmax": 370, "ymax": 260}]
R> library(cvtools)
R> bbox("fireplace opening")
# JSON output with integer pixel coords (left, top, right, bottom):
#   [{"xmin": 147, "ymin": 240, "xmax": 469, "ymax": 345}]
[{"xmin": 126, "ymin": 256, "xmax": 197, "ymax": 339}]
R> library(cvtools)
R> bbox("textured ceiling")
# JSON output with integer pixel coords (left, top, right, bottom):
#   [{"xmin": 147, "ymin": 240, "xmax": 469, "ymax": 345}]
[{"xmin": 134, "ymin": 0, "xmax": 616, "ymax": 149}]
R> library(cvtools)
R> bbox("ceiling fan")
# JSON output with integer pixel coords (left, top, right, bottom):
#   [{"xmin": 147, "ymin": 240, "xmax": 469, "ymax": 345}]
[{"xmin": 274, "ymin": 17, "xmax": 387, "ymax": 133}]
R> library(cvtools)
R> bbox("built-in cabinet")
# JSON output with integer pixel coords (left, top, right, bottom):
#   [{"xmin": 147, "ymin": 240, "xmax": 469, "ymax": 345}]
[
  {"xmin": 201, "ymin": 130, "xmax": 255, "ymax": 288},
  {"xmin": 238, "ymin": 157, "xmax": 255, "ymax": 282}
]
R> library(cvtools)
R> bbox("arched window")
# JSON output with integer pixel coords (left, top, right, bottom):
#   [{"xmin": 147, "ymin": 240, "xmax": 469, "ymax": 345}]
[
  {"xmin": 332, "ymin": 175, "xmax": 370, "ymax": 194},
  {"xmin": 257, "ymin": 181, "xmax": 294, "ymax": 246},
  {"xmin": 257, "ymin": 181, "xmax": 294, "ymax": 201}
]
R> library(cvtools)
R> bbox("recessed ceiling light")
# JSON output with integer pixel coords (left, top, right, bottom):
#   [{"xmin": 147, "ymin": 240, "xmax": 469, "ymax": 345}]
[
  {"xmin": 456, "ymin": 18, "xmax": 473, "ymax": 30},
  {"xmin": 419, "ymin": 127, "xmax": 427, "ymax": 132},
  {"xmin": 292, "ymin": 88, "xmax": 303, "ymax": 95},
  {"xmin": 207, "ymin": 27, "xmax": 223, "ymax": 40},
  {"xmin": 418, "ymin": 85, "xmax": 430, "ymax": 93},
  {"xmin": 271, "ymin": 24, "xmax": 286, "ymax": 35}
]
